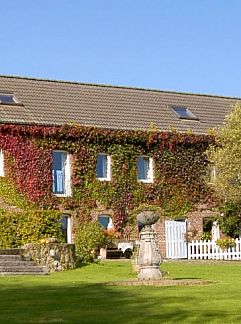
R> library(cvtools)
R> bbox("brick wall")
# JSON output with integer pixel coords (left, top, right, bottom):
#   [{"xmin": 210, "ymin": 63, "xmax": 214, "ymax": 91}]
[
  {"xmin": 186, "ymin": 205, "xmax": 219, "ymax": 240},
  {"xmin": 154, "ymin": 204, "xmax": 219, "ymax": 258}
]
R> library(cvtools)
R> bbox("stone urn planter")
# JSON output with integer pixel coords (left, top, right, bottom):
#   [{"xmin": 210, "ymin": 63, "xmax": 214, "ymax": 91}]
[{"xmin": 137, "ymin": 210, "xmax": 160, "ymax": 226}]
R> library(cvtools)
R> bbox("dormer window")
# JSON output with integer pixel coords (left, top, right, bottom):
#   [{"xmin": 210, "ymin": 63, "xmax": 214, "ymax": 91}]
[
  {"xmin": 0, "ymin": 93, "xmax": 19, "ymax": 105},
  {"xmin": 171, "ymin": 106, "xmax": 198, "ymax": 120}
]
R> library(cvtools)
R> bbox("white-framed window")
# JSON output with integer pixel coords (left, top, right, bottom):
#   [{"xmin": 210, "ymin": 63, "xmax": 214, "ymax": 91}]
[
  {"xmin": 0, "ymin": 93, "xmax": 19, "ymax": 105},
  {"xmin": 96, "ymin": 153, "xmax": 111, "ymax": 181},
  {"xmin": 211, "ymin": 166, "xmax": 216, "ymax": 180},
  {"xmin": 137, "ymin": 156, "xmax": 153, "ymax": 183},
  {"xmin": 52, "ymin": 151, "xmax": 71, "ymax": 196},
  {"xmin": 171, "ymin": 106, "xmax": 199, "ymax": 120},
  {"xmin": 61, "ymin": 214, "xmax": 72, "ymax": 244},
  {"xmin": 208, "ymin": 165, "xmax": 217, "ymax": 184},
  {"xmin": 0, "ymin": 150, "xmax": 4, "ymax": 177},
  {"xmin": 98, "ymin": 215, "xmax": 113, "ymax": 230}
]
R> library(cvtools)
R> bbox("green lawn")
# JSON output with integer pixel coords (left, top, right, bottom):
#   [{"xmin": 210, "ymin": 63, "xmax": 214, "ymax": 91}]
[{"xmin": 0, "ymin": 260, "xmax": 241, "ymax": 323}]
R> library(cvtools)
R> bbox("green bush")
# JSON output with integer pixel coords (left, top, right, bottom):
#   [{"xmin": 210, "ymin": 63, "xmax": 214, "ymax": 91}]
[
  {"xmin": 0, "ymin": 209, "xmax": 63, "ymax": 248},
  {"xmin": 218, "ymin": 202, "xmax": 241, "ymax": 238},
  {"xmin": 75, "ymin": 221, "xmax": 106, "ymax": 263},
  {"xmin": 216, "ymin": 237, "xmax": 235, "ymax": 250}
]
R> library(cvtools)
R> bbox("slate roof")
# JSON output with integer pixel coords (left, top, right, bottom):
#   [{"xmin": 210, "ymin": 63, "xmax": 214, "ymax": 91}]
[{"xmin": 0, "ymin": 75, "xmax": 240, "ymax": 134}]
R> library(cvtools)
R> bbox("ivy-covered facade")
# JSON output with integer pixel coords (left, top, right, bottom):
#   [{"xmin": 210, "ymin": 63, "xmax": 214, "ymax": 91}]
[
  {"xmin": 0, "ymin": 124, "xmax": 214, "ymax": 243},
  {"xmin": 0, "ymin": 75, "xmax": 240, "ymax": 256}
]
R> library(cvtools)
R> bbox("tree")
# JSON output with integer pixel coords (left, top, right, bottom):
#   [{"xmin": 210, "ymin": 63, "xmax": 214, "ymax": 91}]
[
  {"xmin": 208, "ymin": 104, "xmax": 241, "ymax": 237},
  {"xmin": 208, "ymin": 103, "xmax": 241, "ymax": 204}
]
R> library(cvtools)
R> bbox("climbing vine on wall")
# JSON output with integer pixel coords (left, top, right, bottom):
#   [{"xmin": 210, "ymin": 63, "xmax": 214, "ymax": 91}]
[
  {"xmin": 0, "ymin": 124, "xmax": 215, "ymax": 229},
  {"xmin": 0, "ymin": 177, "xmax": 63, "ymax": 248}
]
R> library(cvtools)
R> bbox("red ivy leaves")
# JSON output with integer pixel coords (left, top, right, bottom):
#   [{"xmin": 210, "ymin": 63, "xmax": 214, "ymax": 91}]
[
  {"xmin": 0, "ymin": 134, "xmax": 52, "ymax": 204},
  {"xmin": 0, "ymin": 124, "xmax": 215, "ymax": 225}
]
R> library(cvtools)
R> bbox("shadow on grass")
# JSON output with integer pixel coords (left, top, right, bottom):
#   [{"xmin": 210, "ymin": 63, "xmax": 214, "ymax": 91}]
[{"xmin": 0, "ymin": 280, "xmax": 240, "ymax": 324}]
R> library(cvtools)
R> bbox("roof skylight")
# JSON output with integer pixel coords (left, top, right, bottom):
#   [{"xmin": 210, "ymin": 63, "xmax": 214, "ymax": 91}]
[
  {"xmin": 0, "ymin": 93, "xmax": 19, "ymax": 105},
  {"xmin": 171, "ymin": 106, "xmax": 198, "ymax": 120}
]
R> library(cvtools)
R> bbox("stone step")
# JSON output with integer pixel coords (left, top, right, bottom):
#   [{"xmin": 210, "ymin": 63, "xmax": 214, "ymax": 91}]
[
  {"xmin": 0, "ymin": 249, "xmax": 48, "ymax": 275},
  {"xmin": 0, "ymin": 260, "xmax": 37, "ymax": 266},
  {"xmin": 0, "ymin": 266, "xmax": 47, "ymax": 273},
  {"xmin": 0, "ymin": 248, "xmax": 23, "ymax": 255},
  {"xmin": 0, "ymin": 271, "xmax": 47, "ymax": 276},
  {"xmin": 0, "ymin": 255, "xmax": 23, "ymax": 261},
  {"xmin": 0, "ymin": 255, "xmax": 31, "ymax": 262}
]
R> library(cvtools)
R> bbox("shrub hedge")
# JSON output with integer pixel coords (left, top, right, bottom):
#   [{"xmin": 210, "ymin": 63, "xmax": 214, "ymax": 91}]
[{"xmin": 0, "ymin": 209, "xmax": 63, "ymax": 248}]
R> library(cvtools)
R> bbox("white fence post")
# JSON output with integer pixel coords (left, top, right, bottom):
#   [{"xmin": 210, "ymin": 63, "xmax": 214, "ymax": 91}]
[{"xmin": 188, "ymin": 238, "xmax": 241, "ymax": 260}]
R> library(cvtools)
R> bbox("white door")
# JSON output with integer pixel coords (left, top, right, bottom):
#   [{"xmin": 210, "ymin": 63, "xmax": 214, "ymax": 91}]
[
  {"xmin": 211, "ymin": 221, "xmax": 220, "ymax": 241},
  {"xmin": 165, "ymin": 220, "xmax": 187, "ymax": 259}
]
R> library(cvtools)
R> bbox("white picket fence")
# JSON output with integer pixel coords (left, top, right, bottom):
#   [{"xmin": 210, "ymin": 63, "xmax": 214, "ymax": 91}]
[{"xmin": 188, "ymin": 238, "xmax": 241, "ymax": 260}]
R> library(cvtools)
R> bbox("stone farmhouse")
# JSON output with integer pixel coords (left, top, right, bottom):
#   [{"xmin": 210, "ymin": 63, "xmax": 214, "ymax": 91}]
[{"xmin": 0, "ymin": 75, "xmax": 240, "ymax": 258}]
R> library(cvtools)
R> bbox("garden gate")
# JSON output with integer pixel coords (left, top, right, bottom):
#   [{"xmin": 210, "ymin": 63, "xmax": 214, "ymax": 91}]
[{"xmin": 165, "ymin": 220, "xmax": 187, "ymax": 258}]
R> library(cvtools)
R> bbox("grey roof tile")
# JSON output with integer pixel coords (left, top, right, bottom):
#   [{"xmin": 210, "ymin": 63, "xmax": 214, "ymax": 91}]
[{"xmin": 0, "ymin": 75, "xmax": 240, "ymax": 134}]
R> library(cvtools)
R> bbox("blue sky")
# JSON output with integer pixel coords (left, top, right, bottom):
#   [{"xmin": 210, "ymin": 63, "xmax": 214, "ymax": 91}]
[{"xmin": 1, "ymin": 1, "xmax": 241, "ymax": 97}]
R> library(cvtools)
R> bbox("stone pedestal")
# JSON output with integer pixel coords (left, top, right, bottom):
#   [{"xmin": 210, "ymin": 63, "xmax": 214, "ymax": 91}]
[
  {"xmin": 99, "ymin": 247, "xmax": 107, "ymax": 259},
  {"xmin": 138, "ymin": 225, "xmax": 162, "ymax": 280},
  {"xmin": 136, "ymin": 210, "xmax": 162, "ymax": 280}
]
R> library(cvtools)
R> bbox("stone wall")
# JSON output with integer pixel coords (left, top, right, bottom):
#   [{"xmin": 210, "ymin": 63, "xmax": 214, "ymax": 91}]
[{"xmin": 23, "ymin": 243, "xmax": 77, "ymax": 272}]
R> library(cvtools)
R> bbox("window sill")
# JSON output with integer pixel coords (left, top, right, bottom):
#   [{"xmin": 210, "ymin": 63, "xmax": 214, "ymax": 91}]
[
  {"xmin": 138, "ymin": 179, "xmax": 153, "ymax": 184},
  {"xmin": 53, "ymin": 193, "xmax": 72, "ymax": 198},
  {"xmin": 97, "ymin": 177, "xmax": 111, "ymax": 182}
]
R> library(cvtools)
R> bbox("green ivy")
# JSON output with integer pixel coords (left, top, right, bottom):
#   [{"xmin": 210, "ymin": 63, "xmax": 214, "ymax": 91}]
[
  {"xmin": 0, "ymin": 178, "xmax": 34, "ymax": 210},
  {"xmin": 0, "ymin": 124, "xmax": 215, "ymax": 232},
  {"xmin": 0, "ymin": 178, "xmax": 62, "ymax": 248}
]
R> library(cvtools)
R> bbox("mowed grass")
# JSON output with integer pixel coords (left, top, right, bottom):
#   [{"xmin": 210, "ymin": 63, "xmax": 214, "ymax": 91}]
[{"xmin": 0, "ymin": 260, "xmax": 241, "ymax": 323}]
